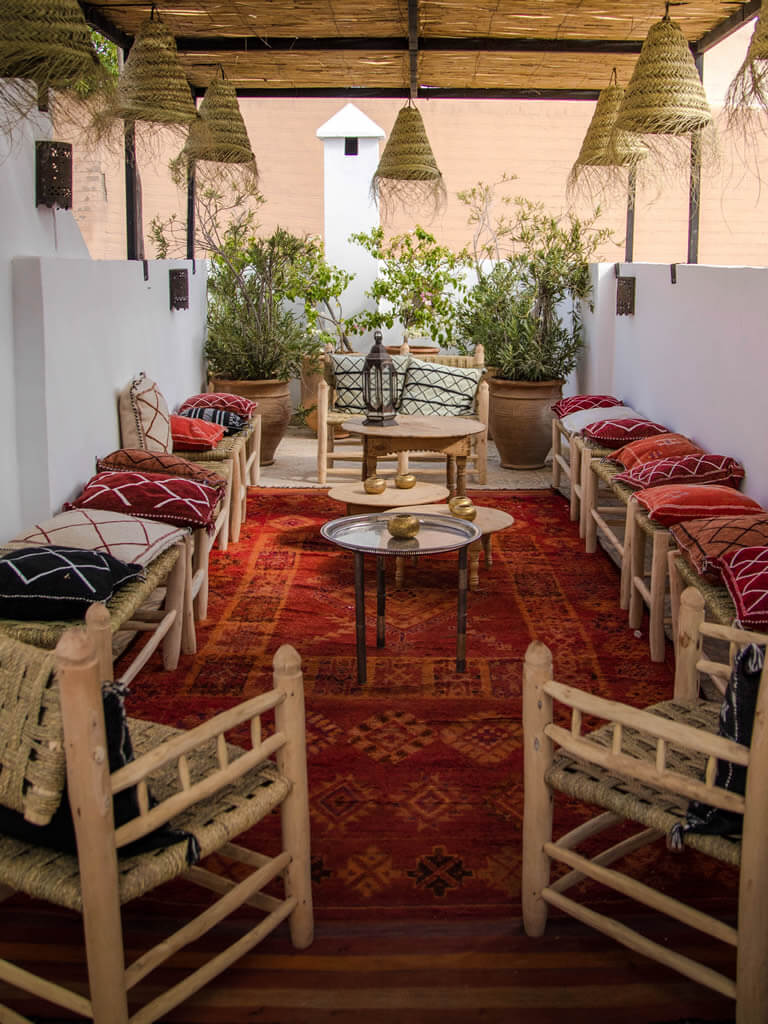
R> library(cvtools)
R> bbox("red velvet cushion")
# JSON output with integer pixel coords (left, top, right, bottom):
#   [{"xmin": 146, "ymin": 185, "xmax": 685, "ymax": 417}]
[
  {"xmin": 170, "ymin": 415, "xmax": 225, "ymax": 451},
  {"xmin": 97, "ymin": 449, "xmax": 226, "ymax": 493},
  {"xmin": 614, "ymin": 454, "xmax": 745, "ymax": 490},
  {"xmin": 581, "ymin": 418, "xmax": 669, "ymax": 449},
  {"xmin": 670, "ymin": 515, "xmax": 768, "ymax": 583},
  {"xmin": 179, "ymin": 392, "xmax": 257, "ymax": 418},
  {"xmin": 607, "ymin": 433, "xmax": 703, "ymax": 469},
  {"xmin": 551, "ymin": 394, "xmax": 620, "ymax": 418},
  {"xmin": 634, "ymin": 485, "xmax": 763, "ymax": 526},
  {"xmin": 714, "ymin": 546, "xmax": 768, "ymax": 629},
  {"xmin": 65, "ymin": 471, "xmax": 221, "ymax": 530}
]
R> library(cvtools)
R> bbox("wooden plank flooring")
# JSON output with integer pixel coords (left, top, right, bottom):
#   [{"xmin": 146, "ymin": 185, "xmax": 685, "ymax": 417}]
[{"xmin": 0, "ymin": 905, "xmax": 735, "ymax": 1022}]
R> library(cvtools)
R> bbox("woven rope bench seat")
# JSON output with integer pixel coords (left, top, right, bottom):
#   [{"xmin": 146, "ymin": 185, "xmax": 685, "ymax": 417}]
[
  {"xmin": 0, "ymin": 544, "xmax": 181, "ymax": 649},
  {"xmin": 0, "ymin": 718, "xmax": 290, "ymax": 912},
  {"xmin": 546, "ymin": 696, "xmax": 739, "ymax": 866},
  {"xmin": 674, "ymin": 554, "xmax": 736, "ymax": 625},
  {"xmin": 181, "ymin": 431, "xmax": 245, "ymax": 463},
  {"xmin": 579, "ymin": 438, "xmax": 613, "ymax": 458}
]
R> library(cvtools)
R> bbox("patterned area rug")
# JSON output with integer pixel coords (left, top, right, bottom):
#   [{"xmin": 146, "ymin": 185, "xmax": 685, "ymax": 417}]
[{"xmin": 122, "ymin": 489, "xmax": 735, "ymax": 920}]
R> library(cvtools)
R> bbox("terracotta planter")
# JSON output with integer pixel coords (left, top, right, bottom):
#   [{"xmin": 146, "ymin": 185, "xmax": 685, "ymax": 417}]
[
  {"xmin": 299, "ymin": 355, "xmax": 324, "ymax": 435},
  {"xmin": 211, "ymin": 377, "xmax": 291, "ymax": 466},
  {"xmin": 488, "ymin": 378, "xmax": 563, "ymax": 470}
]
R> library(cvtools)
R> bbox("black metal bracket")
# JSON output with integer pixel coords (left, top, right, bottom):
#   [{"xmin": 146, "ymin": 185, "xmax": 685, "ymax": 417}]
[
  {"xmin": 616, "ymin": 276, "xmax": 636, "ymax": 316},
  {"xmin": 670, "ymin": 263, "xmax": 678, "ymax": 284},
  {"xmin": 169, "ymin": 268, "xmax": 190, "ymax": 310},
  {"xmin": 142, "ymin": 260, "xmax": 149, "ymax": 281}
]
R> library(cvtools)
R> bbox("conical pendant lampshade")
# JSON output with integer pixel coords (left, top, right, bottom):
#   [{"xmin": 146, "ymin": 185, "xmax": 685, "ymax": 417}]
[
  {"xmin": 615, "ymin": 16, "xmax": 712, "ymax": 136},
  {"xmin": 567, "ymin": 78, "xmax": 647, "ymax": 201},
  {"xmin": 0, "ymin": 0, "xmax": 103, "ymax": 92},
  {"xmin": 184, "ymin": 75, "xmax": 255, "ymax": 165},
  {"xmin": 372, "ymin": 104, "xmax": 446, "ymax": 220},
  {"xmin": 725, "ymin": 11, "xmax": 768, "ymax": 123},
  {"xmin": 113, "ymin": 18, "xmax": 197, "ymax": 127}
]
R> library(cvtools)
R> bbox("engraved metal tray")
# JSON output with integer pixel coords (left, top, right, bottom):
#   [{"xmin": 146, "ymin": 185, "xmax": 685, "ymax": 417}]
[{"xmin": 321, "ymin": 512, "xmax": 481, "ymax": 557}]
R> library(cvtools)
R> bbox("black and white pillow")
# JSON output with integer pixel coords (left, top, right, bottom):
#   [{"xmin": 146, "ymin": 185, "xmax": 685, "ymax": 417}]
[
  {"xmin": 180, "ymin": 406, "xmax": 247, "ymax": 435},
  {"xmin": 331, "ymin": 353, "xmax": 409, "ymax": 413},
  {"xmin": 397, "ymin": 359, "xmax": 483, "ymax": 417},
  {"xmin": 0, "ymin": 546, "xmax": 144, "ymax": 620}
]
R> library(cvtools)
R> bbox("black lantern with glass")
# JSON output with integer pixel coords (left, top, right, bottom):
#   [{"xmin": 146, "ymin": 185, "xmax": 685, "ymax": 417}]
[{"xmin": 362, "ymin": 329, "xmax": 400, "ymax": 426}]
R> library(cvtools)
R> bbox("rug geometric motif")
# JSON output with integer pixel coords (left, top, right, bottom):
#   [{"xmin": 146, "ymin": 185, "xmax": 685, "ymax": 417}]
[{"xmin": 122, "ymin": 489, "xmax": 738, "ymax": 920}]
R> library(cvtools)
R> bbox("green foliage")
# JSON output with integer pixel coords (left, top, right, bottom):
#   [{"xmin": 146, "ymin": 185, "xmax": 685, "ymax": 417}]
[
  {"xmin": 455, "ymin": 182, "xmax": 612, "ymax": 381},
  {"xmin": 347, "ymin": 226, "xmax": 467, "ymax": 347},
  {"xmin": 90, "ymin": 31, "xmax": 119, "ymax": 78},
  {"xmin": 205, "ymin": 225, "xmax": 338, "ymax": 381}
]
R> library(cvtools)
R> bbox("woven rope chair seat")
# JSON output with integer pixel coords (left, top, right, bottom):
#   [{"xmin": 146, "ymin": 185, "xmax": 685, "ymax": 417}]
[
  {"xmin": 0, "ymin": 718, "xmax": 290, "ymax": 912},
  {"xmin": 636, "ymin": 505, "xmax": 671, "ymax": 538},
  {"xmin": 673, "ymin": 554, "xmax": 736, "ymax": 625},
  {"xmin": 593, "ymin": 459, "xmax": 622, "ymax": 485},
  {"xmin": 0, "ymin": 544, "xmax": 180, "ymax": 649},
  {"xmin": 181, "ymin": 431, "xmax": 246, "ymax": 464},
  {"xmin": 546, "ymin": 697, "xmax": 739, "ymax": 866},
  {"xmin": 580, "ymin": 438, "xmax": 613, "ymax": 457}
]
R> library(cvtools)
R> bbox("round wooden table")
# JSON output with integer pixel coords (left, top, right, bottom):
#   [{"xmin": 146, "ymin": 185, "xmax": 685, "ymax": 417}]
[
  {"xmin": 327, "ymin": 480, "xmax": 449, "ymax": 515},
  {"xmin": 342, "ymin": 415, "xmax": 486, "ymax": 498}
]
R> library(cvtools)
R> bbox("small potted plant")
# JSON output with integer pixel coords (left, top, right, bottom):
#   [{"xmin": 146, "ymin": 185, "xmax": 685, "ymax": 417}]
[
  {"xmin": 347, "ymin": 225, "xmax": 467, "ymax": 353},
  {"xmin": 456, "ymin": 181, "xmax": 611, "ymax": 468}
]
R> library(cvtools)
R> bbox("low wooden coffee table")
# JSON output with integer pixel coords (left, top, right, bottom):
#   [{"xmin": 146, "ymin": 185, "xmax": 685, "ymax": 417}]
[
  {"xmin": 342, "ymin": 415, "xmax": 486, "ymax": 497},
  {"xmin": 327, "ymin": 480, "xmax": 449, "ymax": 516},
  {"xmin": 385, "ymin": 503, "xmax": 515, "ymax": 590}
]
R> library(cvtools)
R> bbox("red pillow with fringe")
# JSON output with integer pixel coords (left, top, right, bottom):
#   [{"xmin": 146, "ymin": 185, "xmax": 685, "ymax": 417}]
[
  {"xmin": 581, "ymin": 418, "xmax": 669, "ymax": 449},
  {"xmin": 714, "ymin": 546, "xmax": 768, "ymax": 629},
  {"xmin": 179, "ymin": 392, "xmax": 257, "ymax": 419},
  {"xmin": 634, "ymin": 485, "xmax": 763, "ymax": 526},
  {"xmin": 551, "ymin": 394, "xmax": 620, "ymax": 418},
  {"xmin": 607, "ymin": 432, "xmax": 703, "ymax": 469},
  {"xmin": 614, "ymin": 454, "xmax": 745, "ymax": 490},
  {"xmin": 170, "ymin": 415, "xmax": 224, "ymax": 451}
]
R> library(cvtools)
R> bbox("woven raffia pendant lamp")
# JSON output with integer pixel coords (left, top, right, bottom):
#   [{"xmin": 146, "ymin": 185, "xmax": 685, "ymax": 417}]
[
  {"xmin": 113, "ymin": 16, "xmax": 197, "ymax": 127},
  {"xmin": 567, "ymin": 72, "xmax": 648, "ymax": 202},
  {"xmin": 371, "ymin": 103, "xmax": 446, "ymax": 220},
  {"xmin": 724, "ymin": 9, "xmax": 768, "ymax": 125},
  {"xmin": 615, "ymin": 14, "xmax": 712, "ymax": 137},
  {"xmin": 185, "ymin": 73, "xmax": 255, "ymax": 164},
  {"xmin": 0, "ymin": 0, "xmax": 112, "ymax": 134}
]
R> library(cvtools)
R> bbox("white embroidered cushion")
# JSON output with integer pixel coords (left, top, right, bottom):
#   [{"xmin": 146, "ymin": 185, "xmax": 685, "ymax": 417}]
[
  {"xmin": 118, "ymin": 372, "xmax": 172, "ymax": 453},
  {"xmin": 560, "ymin": 404, "xmax": 639, "ymax": 434},
  {"xmin": 8, "ymin": 509, "xmax": 186, "ymax": 567}
]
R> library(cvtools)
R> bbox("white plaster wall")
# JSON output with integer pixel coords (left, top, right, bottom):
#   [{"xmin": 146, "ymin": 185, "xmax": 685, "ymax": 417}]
[
  {"xmin": 601, "ymin": 262, "xmax": 768, "ymax": 505},
  {"xmin": 577, "ymin": 263, "xmax": 618, "ymax": 397},
  {"xmin": 0, "ymin": 84, "xmax": 208, "ymax": 539}
]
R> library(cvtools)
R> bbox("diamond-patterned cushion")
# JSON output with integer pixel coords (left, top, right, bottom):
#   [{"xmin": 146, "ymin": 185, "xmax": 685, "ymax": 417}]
[
  {"xmin": 178, "ymin": 392, "xmax": 257, "ymax": 418},
  {"xmin": 397, "ymin": 359, "xmax": 483, "ymax": 416},
  {"xmin": 634, "ymin": 485, "xmax": 763, "ymax": 527},
  {"xmin": 179, "ymin": 407, "xmax": 247, "ymax": 435},
  {"xmin": 714, "ymin": 546, "xmax": 768, "ymax": 629},
  {"xmin": 607, "ymin": 432, "xmax": 704, "ymax": 469},
  {"xmin": 0, "ymin": 546, "xmax": 143, "ymax": 620},
  {"xmin": 552, "ymin": 394, "xmax": 621, "ymax": 418},
  {"xmin": 582, "ymin": 417, "xmax": 669, "ymax": 449},
  {"xmin": 170, "ymin": 415, "xmax": 225, "ymax": 452},
  {"xmin": 331, "ymin": 353, "xmax": 409, "ymax": 414},
  {"xmin": 8, "ymin": 510, "xmax": 186, "ymax": 567},
  {"xmin": 670, "ymin": 515, "xmax": 768, "ymax": 583},
  {"xmin": 96, "ymin": 449, "xmax": 226, "ymax": 494},
  {"xmin": 614, "ymin": 454, "xmax": 745, "ymax": 490},
  {"xmin": 65, "ymin": 472, "xmax": 221, "ymax": 531},
  {"xmin": 118, "ymin": 373, "xmax": 172, "ymax": 453},
  {"xmin": 559, "ymin": 405, "xmax": 638, "ymax": 433}
]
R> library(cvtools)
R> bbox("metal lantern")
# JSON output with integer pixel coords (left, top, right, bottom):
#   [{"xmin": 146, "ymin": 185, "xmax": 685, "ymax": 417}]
[{"xmin": 362, "ymin": 329, "xmax": 399, "ymax": 426}]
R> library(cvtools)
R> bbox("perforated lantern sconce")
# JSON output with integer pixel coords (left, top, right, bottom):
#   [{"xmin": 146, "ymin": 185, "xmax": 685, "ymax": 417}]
[
  {"xmin": 169, "ymin": 268, "xmax": 189, "ymax": 310},
  {"xmin": 35, "ymin": 141, "xmax": 72, "ymax": 209},
  {"xmin": 362, "ymin": 330, "xmax": 399, "ymax": 426}
]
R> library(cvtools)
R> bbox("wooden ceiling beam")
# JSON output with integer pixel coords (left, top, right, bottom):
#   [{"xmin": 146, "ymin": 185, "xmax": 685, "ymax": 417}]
[
  {"xmin": 172, "ymin": 35, "xmax": 643, "ymax": 55},
  {"xmin": 408, "ymin": 0, "xmax": 419, "ymax": 100},
  {"xmin": 208, "ymin": 86, "xmax": 600, "ymax": 100},
  {"xmin": 693, "ymin": 0, "xmax": 760, "ymax": 54}
]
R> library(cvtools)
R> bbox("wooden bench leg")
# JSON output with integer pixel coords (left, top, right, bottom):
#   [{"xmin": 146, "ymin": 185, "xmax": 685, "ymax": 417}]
[
  {"xmin": 583, "ymin": 459, "xmax": 598, "ymax": 553},
  {"xmin": 619, "ymin": 501, "xmax": 634, "ymax": 611},
  {"xmin": 628, "ymin": 510, "xmax": 647, "ymax": 630},
  {"xmin": 649, "ymin": 532, "xmax": 671, "ymax": 662},
  {"xmin": 568, "ymin": 438, "xmax": 580, "ymax": 523},
  {"xmin": 551, "ymin": 418, "xmax": 561, "ymax": 489}
]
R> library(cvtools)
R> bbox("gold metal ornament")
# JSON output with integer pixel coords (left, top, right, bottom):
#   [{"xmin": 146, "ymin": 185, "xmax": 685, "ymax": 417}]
[
  {"xmin": 387, "ymin": 514, "xmax": 421, "ymax": 539},
  {"xmin": 363, "ymin": 476, "xmax": 387, "ymax": 494},
  {"xmin": 395, "ymin": 473, "xmax": 417, "ymax": 489},
  {"xmin": 449, "ymin": 497, "xmax": 477, "ymax": 521}
]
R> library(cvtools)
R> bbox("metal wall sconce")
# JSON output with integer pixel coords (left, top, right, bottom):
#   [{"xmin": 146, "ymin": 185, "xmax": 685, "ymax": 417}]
[
  {"xmin": 35, "ymin": 141, "xmax": 73, "ymax": 209},
  {"xmin": 616, "ymin": 276, "xmax": 636, "ymax": 316},
  {"xmin": 169, "ymin": 268, "xmax": 189, "ymax": 310}
]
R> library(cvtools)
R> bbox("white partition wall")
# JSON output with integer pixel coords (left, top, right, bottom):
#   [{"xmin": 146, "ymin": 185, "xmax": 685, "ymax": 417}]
[
  {"xmin": 0, "ymin": 85, "xmax": 207, "ymax": 539},
  {"xmin": 582, "ymin": 262, "xmax": 768, "ymax": 505}
]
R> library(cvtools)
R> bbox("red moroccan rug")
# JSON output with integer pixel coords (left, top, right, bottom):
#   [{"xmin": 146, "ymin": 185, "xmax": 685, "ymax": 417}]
[{"xmin": 121, "ymin": 489, "xmax": 735, "ymax": 920}]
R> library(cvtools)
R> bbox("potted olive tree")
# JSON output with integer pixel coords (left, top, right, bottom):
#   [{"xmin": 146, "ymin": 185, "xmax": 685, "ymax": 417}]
[
  {"xmin": 347, "ymin": 225, "xmax": 467, "ymax": 353},
  {"xmin": 456, "ymin": 182, "xmax": 611, "ymax": 468}
]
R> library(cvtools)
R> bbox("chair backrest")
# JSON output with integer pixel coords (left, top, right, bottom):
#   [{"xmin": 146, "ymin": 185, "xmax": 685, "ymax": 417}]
[
  {"xmin": 0, "ymin": 634, "xmax": 65, "ymax": 825},
  {"xmin": 398, "ymin": 341, "xmax": 485, "ymax": 370}
]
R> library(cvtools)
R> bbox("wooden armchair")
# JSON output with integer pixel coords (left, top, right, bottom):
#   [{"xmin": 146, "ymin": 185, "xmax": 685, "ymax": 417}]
[
  {"xmin": 522, "ymin": 586, "xmax": 768, "ymax": 1021},
  {"xmin": 316, "ymin": 343, "xmax": 488, "ymax": 485},
  {"xmin": 0, "ymin": 602, "xmax": 312, "ymax": 1022}
]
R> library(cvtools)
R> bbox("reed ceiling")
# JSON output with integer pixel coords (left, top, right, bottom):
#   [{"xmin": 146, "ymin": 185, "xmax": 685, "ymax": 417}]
[{"xmin": 79, "ymin": 0, "xmax": 760, "ymax": 98}]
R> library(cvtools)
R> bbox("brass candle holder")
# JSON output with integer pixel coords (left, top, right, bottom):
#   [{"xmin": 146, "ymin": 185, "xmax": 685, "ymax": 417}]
[
  {"xmin": 395, "ymin": 472, "xmax": 416, "ymax": 489},
  {"xmin": 363, "ymin": 476, "xmax": 386, "ymax": 494},
  {"xmin": 448, "ymin": 496, "xmax": 477, "ymax": 521},
  {"xmin": 387, "ymin": 513, "xmax": 420, "ymax": 539}
]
